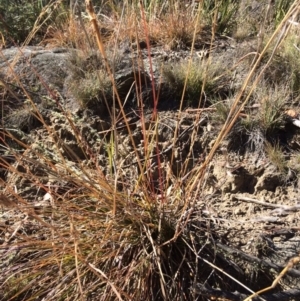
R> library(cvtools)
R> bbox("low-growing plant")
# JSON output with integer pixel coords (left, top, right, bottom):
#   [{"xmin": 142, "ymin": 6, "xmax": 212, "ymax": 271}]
[
  {"xmin": 72, "ymin": 69, "xmax": 112, "ymax": 108},
  {"xmin": 288, "ymin": 152, "xmax": 300, "ymax": 175},
  {"xmin": 227, "ymin": 85, "xmax": 287, "ymax": 153},
  {"xmin": 274, "ymin": 0, "xmax": 294, "ymax": 26},
  {"xmin": 277, "ymin": 26, "xmax": 300, "ymax": 94},
  {"xmin": 213, "ymin": 100, "xmax": 230, "ymax": 123},
  {"xmin": 162, "ymin": 58, "xmax": 231, "ymax": 108},
  {"xmin": 148, "ymin": 6, "xmax": 202, "ymax": 49},
  {"xmin": 265, "ymin": 141, "xmax": 288, "ymax": 174},
  {"xmin": 67, "ymin": 50, "xmax": 115, "ymax": 112},
  {"xmin": 0, "ymin": 0, "xmax": 46, "ymax": 43},
  {"xmin": 257, "ymin": 87, "xmax": 286, "ymax": 136},
  {"xmin": 201, "ymin": 0, "xmax": 238, "ymax": 35},
  {"xmin": 0, "ymin": 0, "xmax": 68, "ymax": 45}
]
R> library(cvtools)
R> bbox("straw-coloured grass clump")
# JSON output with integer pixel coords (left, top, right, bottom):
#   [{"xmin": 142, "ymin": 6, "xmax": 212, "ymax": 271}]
[
  {"xmin": 0, "ymin": 138, "xmax": 224, "ymax": 300},
  {"xmin": 2, "ymin": 0, "xmax": 300, "ymax": 301}
]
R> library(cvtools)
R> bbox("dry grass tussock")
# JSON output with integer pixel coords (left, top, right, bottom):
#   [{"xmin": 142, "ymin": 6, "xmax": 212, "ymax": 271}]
[
  {"xmin": 41, "ymin": 1, "xmax": 210, "ymax": 51},
  {"xmin": 1, "ymin": 0, "xmax": 300, "ymax": 300}
]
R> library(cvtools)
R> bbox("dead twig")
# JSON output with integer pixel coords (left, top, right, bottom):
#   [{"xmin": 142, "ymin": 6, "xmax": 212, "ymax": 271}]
[
  {"xmin": 196, "ymin": 284, "xmax": 300, "ymax": 301},
  {"xmin": 234, "ymin": 194, "xmax": 300, "ymax": 211},
  {"xmin": 216, "ymin": 242, "xmax": 300, "ymax": 278},
  {"xmin": 243, "ymin": 254, "xmax": 300, "ymax": 301}
]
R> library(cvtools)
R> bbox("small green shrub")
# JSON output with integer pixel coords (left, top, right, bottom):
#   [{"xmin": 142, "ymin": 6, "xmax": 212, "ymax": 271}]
[
  {"xmin": 0, "ymin": 0, "xmax": 45, "ymax": 43},
  {"xmin": 0, "ymin": 0, "xmax": 68, "ymax": 44}
]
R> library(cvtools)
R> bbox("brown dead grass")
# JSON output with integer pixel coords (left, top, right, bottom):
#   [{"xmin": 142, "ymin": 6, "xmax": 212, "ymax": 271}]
[
  {"xmin": 1, "ymin": 1, "xmax": 300, "ymax": 301},
  {"xmin": 41, "ymin": 1, "xmax": 205, "ymax": 51}
]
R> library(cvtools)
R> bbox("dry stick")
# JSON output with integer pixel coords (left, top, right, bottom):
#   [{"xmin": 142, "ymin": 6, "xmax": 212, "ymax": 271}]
[
  {"xmin": 71, "ymin": 221, "xmax": 84, "ymax": 299},
  {"xmin": 217, "ymin": 242, "xmax": 300, "ymax": 278},
  {"xmin": 181, "ymin": 235, "xmax": 264, "ymax": 300},
  {"xmin": 202, "ymin": 257, "xmax": 266, "ymax": 301},
  {"xmin": 234, "ymin": 194, "xmax": 300, "ymax": 211},
  {"xmin": 132, "ymin": 17, "xmax": 153, "ymax": 194},
  {"xmin": 111, "ymin": 3, "xmax": 126, "ymax": 187},
  {"xmin": 216, "ymin": 242, "xmax": 300, "ymax": 301},
  {"xmin": 143, "ymin": 224, "xmax": 168, "ymax": 300},
  {"xmin": 196, "ymin": 284, "xmax": 300, "ymax": 301},
  {"xmin": 184, "ymin": 2, "xmax": 220, "ymax": 187},
  {"xmin": 88, "ymin": 263, "xmax": 124, "ymax": 301},
  {"xmin": 139, "ymin": 1, "xmax": 157, "ymax": 108},
  {"xmin": 243, "ymin": 255, "xmax": 300, "ymax": 301}
]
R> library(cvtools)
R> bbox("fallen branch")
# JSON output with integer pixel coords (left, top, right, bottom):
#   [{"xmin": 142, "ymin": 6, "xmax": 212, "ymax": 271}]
[
  {"xmin": 243, "ymin": 254, "xmax": 300, "ymax": 301},
  {"xmin": 216, "ymin": 242, "xmax": 300, "ymax": 278},
  {"xmin": 195, "ymin": 284, "xmax": 300, "ymax": 301},
  {"xmin": 234, "ymin": 195, "xmax": 300, "ymax": 211}
]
